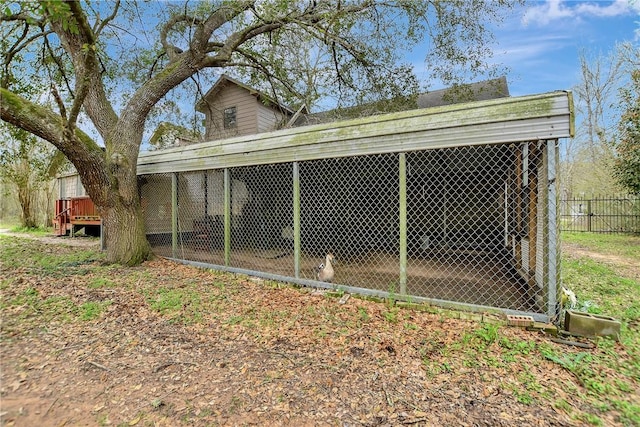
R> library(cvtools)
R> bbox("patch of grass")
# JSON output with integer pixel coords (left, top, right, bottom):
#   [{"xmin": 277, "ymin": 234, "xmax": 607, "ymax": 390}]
[
  {"xmin": 0, "ymin": 235, "xmax": 103, "ymax": 274},
  {"xmin": 554, "ymin": 398, "xmax": 572, "ymax": 414},
  {"xmin": 563, "ymin": 257, "xmax": 638, "ymax": 320},
  {"xmin": 79, "ymin": 301, "xmax": 111, "ymax": 321},
  {"xmin": 358, "ymin": 306, "xmax": 370, "ymax": 322},
  {"xmin": 404, "ymin": 321, "xmax": 418, "ymax": 331},
  {"xmin": 2, "ymin": 286, "xmax": 109, "ymax": 327},
  {"xmin": 562, "ymin": 232, "xmax": 640, "ymax": 259},
  {"xmin": 225, "ymin": 315, "xmax": 244, "ymax": 325},
  {"xmin": 457, "ymin": 324, "xmax": 500, "ymax": 353},
  {"xmin": 88, "ymin": 277, "xmax": 116, "ymax": 288},
  {"xmin": 9, "ymin": 286, "xmax": 40, "ymax": 308},
  {"xmin": 9, "ymin": 225, "xmax": 52, "ymax": 236},
  {"xmin": 575, "ymin": 412, "xmax": 604, "ymax": 426},
  {"xmin": 540, "ymin": 347, "xmax": 594, "ymax": 382},
  {"xmin": 383, "ymin": 307, "xmax": 399, "ymax": 323},
  {"xmin": 611, "ymin": 399, "xmax": 640, "ymax": 426},
  {"xmin": 474, "ymin": 324, "xmax": 499, "ymax": 345},
  {"xmin": 147, "ymin": 287, "xmax": 203, "ymax": 324},
  {"xmin": 40, "ymin": 296, "xmax": 79, "ymax": 322}
]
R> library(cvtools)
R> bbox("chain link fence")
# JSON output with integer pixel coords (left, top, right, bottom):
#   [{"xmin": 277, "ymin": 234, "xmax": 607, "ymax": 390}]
[{"xmin": 140, "ymin": 141, "xmax": 556, "ymax": 318}]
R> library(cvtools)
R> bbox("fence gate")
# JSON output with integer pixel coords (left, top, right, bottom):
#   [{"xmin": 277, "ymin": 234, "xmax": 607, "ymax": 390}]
[{"xmin": 560, "ymin": 196, "xmax": 640, "ymax": 233}]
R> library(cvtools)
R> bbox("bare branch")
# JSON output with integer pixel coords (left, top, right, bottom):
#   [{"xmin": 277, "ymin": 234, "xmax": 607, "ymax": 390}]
[
  {"xmin": 93, "ymin": 0, "xmax": 120, "ymax": 37},
  {"xmin": 49, "ymin": 83, "xmax": 68, "ymax": 125},
  {"xmin": 42, "ymin": 35, "xmax": 74, "ymax": 96},
  {"xmin": 160, "ymin": 13, "xmax": 202, "ymax": 60}
]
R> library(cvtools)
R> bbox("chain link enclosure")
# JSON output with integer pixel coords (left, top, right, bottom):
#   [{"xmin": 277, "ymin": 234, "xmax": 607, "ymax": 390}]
[
  {"xmin": 138, "ymin": 92, "xmax": 572, "ymax": 320},
  {"xmin": 141, "ymin": 142, "xmax": 555, "ymax": 317}
]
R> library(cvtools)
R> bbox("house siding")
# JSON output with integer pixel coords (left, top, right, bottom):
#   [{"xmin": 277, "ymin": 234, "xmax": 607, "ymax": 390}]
[
  {"xmin": 202, "ymin": 84, "xmax": 259, "ymax": 140},
  {"xmin": 58, "ymin": 175, "xmax": 86, "ymax": 199},
  {"xmin": 257, "ymin": 102, "xmax": 286, "ymax": 133}
]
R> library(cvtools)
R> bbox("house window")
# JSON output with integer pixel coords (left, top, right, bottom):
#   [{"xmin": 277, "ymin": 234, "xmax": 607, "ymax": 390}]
[{"xmin": 224, "ymin": 107, "xmax": 237, "ymax": 129}]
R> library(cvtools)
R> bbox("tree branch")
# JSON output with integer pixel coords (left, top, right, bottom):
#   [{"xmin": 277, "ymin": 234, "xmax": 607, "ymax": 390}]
[
  {"xmin": 47, "ymin": 1, "xmax": 117, "ymax": 139},
  {"xmin": 0, "ymin": 88, "xmax": 100, "ymax": 155},
  {"xmin": 42, "ymin": 35, "xmax": 74, "ymax": 97},
  {"xmin": 49, "ymin": 83, "xmax": 68, "ymax": 125},
  {"xmin": 93, "ymin": 0, "xmax": 120, "ymax": 36}
]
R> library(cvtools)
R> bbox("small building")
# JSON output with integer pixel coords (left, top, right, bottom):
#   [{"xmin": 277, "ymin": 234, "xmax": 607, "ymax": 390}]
[
  {"xmin": 137, "ymin": 90, "xmax": 574, "ymax": 322},
  {"xmin": 53, "ymin": 172, "xmax": 101, "ymax": 237}
]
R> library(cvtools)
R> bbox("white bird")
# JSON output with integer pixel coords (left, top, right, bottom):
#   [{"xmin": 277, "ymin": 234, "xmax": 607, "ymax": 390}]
[
  {"xmin": 561, "ymin": 287, "xmax": 577, "ymax": 310},
  {"xmin": 317, "ymin": 253, "xmax": 335, "ymax": 283}
]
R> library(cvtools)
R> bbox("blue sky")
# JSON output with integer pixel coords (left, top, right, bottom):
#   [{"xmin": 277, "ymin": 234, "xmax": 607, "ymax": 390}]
[{"xmin": 411, "ymin": 0, "xmax": 640, "ymax": 96}]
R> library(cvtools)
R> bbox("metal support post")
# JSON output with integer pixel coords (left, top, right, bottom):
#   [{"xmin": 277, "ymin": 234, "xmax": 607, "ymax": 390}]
[
  {"xmin": 224, "ymin": 168, "xmax": 231, "ymax": 266},
  {"xmin": 171, "ymin": 172, "xmax": 178, "ymax": 258},
  {"xmin": 399, "ymin": 153, "xmax": 408, "ymax": 295},
  {"xmin": 293, "ymin": 162, "xmax": 301, "ymax": 278}
]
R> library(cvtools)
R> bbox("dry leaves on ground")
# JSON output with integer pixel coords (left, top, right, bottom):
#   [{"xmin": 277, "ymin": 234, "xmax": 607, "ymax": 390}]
[{"xmin": 0, "ymin": 235, "xmax": 613, "ymax": 426}]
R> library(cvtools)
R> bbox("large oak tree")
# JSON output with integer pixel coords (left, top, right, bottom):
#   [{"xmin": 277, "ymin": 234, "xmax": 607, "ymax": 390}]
[{"xmin": 1, "ymin": 0, "xmax": 518, "ymax": 265}]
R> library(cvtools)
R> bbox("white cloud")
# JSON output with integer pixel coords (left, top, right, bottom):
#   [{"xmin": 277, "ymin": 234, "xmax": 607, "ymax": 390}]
[
  {"xmin": 493, "ymin": 33, "xmax": 572, "ymax": 63},
  {"xmin": 576, "ymin": 0, "xmax": 634, "ymax": 16},
  {"xmin": 522, "ymin": 0, "xmax": 575, "ymax": 26},
  {"xmin": 522, "ymin": 0, "xmax": 638, "ymax": 26}
]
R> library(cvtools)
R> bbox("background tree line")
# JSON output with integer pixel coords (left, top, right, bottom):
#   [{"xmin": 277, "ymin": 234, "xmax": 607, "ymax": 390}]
[{"xmin": 563, "ymin": 42, "xmax": 639, "ymax": 198}]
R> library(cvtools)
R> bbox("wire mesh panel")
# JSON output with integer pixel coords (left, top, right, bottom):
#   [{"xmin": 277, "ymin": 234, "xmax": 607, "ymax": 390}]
[
  {"xmin": 406, "ymin": 144, "xmax": 546, "ymax": 313},
  {"xmin": 140, "ymin": 173, "xmax": 174, "ymax": 256},
  {"xmin": 172, "ymin": 171, "xmax": 227, "ymax": 265},
  {"xmin": 299, "ymin": 154, "xmax": 400, "ymax": 289},
  {"xmin": 228, "ymin": 163, "xmax": 294, "ymax": 276}
]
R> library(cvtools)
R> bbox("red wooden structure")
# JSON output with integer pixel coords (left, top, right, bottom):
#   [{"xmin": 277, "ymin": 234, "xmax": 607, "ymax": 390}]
[{"xmin": 53, "ymin": 196, "xmax": 101, "ymax": 236}]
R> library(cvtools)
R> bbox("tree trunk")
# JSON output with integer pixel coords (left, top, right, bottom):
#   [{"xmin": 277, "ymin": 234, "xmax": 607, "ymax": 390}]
[
  {"xmin": 101, "ymin": 199, "xmax": 151, "ymax": 266},
  {"xmin": 17, "ymin": 183, "xmax": 36, "ymax": 228}
]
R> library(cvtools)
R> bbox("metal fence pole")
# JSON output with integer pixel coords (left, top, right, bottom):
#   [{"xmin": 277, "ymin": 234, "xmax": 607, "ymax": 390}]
[
  {"xmin": 171, "ymin": 172, "xmax": 178, "ymax": 258},
  {"xmin": 547, "ymin": 140, "xmax": 558, "ymax": 319},
  {"xmin": 399, "ymin": 153, "xmax": 407, "ymax": 295},
  {"xmin": 293, "ymin": 162, "xmax": 301, "ymax": 278},
  {"xmin": 224, "ymin": 168, "xmax": 231, "ymax": 266}
]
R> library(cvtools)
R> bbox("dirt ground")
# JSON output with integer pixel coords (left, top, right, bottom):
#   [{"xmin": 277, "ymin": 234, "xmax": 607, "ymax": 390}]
[{"xmin": 0, "ymin": 232, "xmax": 626, "ymax": 426}]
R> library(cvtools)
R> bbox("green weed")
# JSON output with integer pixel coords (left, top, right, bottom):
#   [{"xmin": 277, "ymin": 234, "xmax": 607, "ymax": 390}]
[
  {"xmin": 358, "ymin": 307, "xmax": 370, "ymax": 322},
  {"xmin": 147, "ymin": 287, "xmax": 203, "ymax": 324},
  {"xmin": 225, "ymin": 315, "xmax": 244, "ymax": 325},
  {"xmin": 576, "ymin": 412, "xmax": 603, "ymax": 426},
  {"xmin": 88, "ymin": 277, "xmax": 115, "ymax": 288},
  {"xmin": 383, "ymin": 307, "xmax": 399, "ymax": 323},
  {"xmin": 80, "ymin": 301, "xmax": 111, "ymax": 321},
  {"xmin": 540, "ymin": 347, "xmax": 593, "ymax": 379},
  {"xmin": 554, "ymin": 398, "xmax": 572, "ymax": 414}
]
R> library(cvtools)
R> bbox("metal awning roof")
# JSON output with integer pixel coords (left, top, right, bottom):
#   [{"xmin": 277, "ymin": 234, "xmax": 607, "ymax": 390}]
[{"xmin": 138, "ymin": 91, "xmax": 574, "ymax": 175}]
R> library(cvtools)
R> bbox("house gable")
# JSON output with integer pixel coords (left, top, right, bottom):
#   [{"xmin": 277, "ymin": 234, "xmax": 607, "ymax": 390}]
[{"xmin": 196, "ymin": 75, "xmax": 293, "ymax": 141}]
